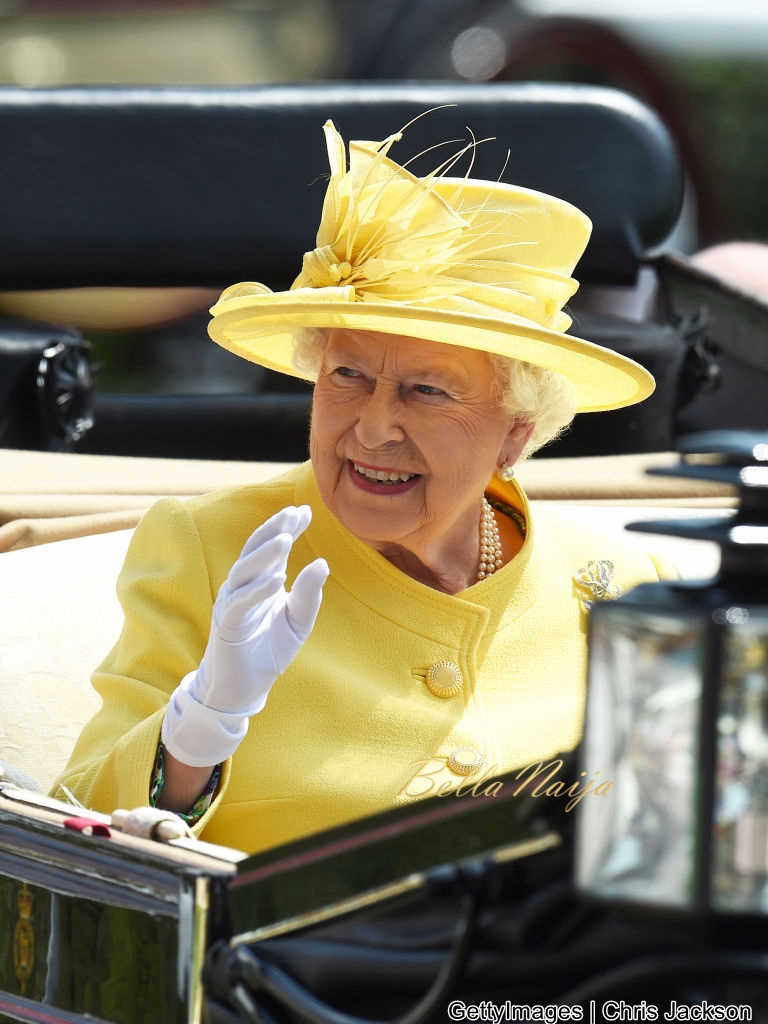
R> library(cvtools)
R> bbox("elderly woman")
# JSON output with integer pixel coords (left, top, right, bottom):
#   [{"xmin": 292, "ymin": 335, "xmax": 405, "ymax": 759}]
[{"xmin": 53, "ymin": 119, "xmax": 667, "ymax": 854}]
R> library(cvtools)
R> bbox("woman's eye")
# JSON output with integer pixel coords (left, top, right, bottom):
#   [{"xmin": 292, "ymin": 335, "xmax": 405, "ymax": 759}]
[
  {"xmin": 332, "ymin": 366, "xmax": 362, "ymax": 381},
  {"xmin": 414, "ymin": 384, "xmax": 446, "ymax": 397}
]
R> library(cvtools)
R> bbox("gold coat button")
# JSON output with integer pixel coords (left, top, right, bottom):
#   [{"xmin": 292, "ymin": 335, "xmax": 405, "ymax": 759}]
[
  {"xmin": 425, "ymin": 660, "xmax": 463, "ymax": 698},
  {"xmin": 446, "ymin": 748, "xmax": 485, "ymax": 776}
]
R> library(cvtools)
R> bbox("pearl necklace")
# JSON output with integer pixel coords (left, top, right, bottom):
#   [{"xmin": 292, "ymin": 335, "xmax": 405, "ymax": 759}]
[{"xmin": 477, "ymin": 497, "xmax": 503, "ymax": 581}]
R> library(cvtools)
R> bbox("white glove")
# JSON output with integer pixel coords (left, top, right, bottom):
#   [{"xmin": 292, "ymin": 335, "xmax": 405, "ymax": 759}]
[{"xmin": 162, "ymin": 505, "xmax": 329, "ymax": 766}]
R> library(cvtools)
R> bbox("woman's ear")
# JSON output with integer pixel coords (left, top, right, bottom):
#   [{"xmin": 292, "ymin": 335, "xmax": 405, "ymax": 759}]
[{"xmin": 501, "ymin": 420, "xmax": 535, "ymax": 468}]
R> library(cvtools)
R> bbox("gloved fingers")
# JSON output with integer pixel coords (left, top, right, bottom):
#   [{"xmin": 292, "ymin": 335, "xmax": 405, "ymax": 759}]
[
  {"xmin": 284, "ymin": 558, "xmax": 330, "ymax": 643},
  {"xmin": 206, "ymin": 505, "xmax": 321, "ymax": 661},
  {"xmin": 269, "ymin": 559, "xmax": 328, "ymax": 674},
  {"xmin": 214, "ymin": 532, "xmax": 291, "ymax": 640},
  {"xmin": 214, "ymin": 571, "xmax": 287, "ymax": 639},
  {"xmin": 227, "ymin": 532, "xmax": 293, "ymax": 593},
  {"xmin": 237, "ymin": 505, "xmax": 312, "ymax": 562}
]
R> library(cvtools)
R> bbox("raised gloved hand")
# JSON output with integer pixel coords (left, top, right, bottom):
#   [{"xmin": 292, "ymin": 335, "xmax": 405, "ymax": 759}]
[{"xmin": 162, "ymin": 505, "xmax": 329, "ymax": 766}]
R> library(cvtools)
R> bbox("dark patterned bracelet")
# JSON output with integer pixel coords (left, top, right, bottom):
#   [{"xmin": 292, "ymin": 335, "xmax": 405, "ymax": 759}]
[{"xmin": 149, "ymin": 742, "xmax": 222, "ymax": 825}]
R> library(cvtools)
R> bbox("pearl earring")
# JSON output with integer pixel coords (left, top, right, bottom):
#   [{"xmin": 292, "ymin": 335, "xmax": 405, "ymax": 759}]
[{"xmin": 497, "ymin": 460, "xmax": 515, "ymax": 483}]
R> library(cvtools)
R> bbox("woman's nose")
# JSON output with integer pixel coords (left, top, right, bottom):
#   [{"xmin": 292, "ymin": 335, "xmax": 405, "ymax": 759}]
[{"xmin": 354, "ymin": 385, "xmax": 406, "ymax": 449}]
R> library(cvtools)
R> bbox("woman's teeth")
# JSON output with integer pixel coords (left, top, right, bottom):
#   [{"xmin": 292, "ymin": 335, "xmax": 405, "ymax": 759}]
[{"xmin": 352, "ymin": 463, "xmax": 417, "ymax": 484}]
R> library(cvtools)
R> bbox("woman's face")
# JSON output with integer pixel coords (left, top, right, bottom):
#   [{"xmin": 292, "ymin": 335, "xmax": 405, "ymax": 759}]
[{"xmin": 310, "ymin": 328, "xmax": 532, "ymax": 570}]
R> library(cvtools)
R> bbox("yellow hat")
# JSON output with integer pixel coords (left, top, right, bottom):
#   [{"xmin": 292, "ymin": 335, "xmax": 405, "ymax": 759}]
[{"xmin": 208, "ymin": 120, "xmax": 654, "ymax": 413}]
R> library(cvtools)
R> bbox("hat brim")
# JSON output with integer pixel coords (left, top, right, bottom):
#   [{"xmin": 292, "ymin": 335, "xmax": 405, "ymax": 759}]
[{"xmin": 208, "ymin": 298, "xmax": 654, "ymax": 414}]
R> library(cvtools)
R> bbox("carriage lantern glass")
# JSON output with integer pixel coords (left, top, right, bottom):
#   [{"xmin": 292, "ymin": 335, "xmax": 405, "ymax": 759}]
[{"xmin": 576, "ymin": 431, "xmax": 768, "ymax": 914}]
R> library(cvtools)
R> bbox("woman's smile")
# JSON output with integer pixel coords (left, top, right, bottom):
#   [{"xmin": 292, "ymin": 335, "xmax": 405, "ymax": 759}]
[{"xmin": 348, "ymin": 460, "xmax": 421, "ymax": 494}]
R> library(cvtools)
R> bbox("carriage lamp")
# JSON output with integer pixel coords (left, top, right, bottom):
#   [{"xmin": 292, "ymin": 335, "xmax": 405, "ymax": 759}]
[{"xmin": 576, "ymin": 431, "xmax": 768, "ymax": 915}]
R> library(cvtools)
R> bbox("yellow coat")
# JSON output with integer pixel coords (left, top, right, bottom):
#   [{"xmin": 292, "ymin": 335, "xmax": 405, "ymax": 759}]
[{"xmin": 53, "ymin": 462, "xmax": 670, "ymax": 854}]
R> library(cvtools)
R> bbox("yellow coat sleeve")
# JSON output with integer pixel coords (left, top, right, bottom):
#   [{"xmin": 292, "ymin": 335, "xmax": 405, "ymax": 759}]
[{"xmin": 50, "ymin": 498, "xmax": 222, "ymax": 818}]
